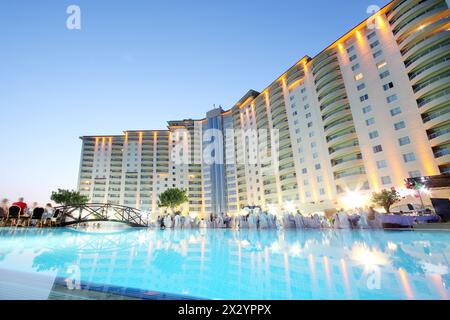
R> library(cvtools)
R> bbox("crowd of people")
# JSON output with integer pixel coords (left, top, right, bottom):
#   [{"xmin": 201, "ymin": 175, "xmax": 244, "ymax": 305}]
[
  {"xmin": 154, "ymin": 207, "xmax": 384, "ymax": 230},
  {"xmin": 0, "ymin": 198, "xmax": 56, "ymax": 227}
]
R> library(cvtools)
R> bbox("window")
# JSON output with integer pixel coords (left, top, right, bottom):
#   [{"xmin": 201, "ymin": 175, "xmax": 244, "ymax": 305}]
[
  {"xmin": 409, "ymin": 170, "xmax": 421, "ymax": 178},
  {"xmin": 315, "ymin": 164, "xmax": 321, "ymax": 170},
  {"xmin": 387, "ymin": 94, "xmax": 398, "ymax": 103},
  {"xmin": 347, "ymin": 46, "xmax": 355, "ymax": 53},
  {"xmin": 351, "ymin": 63, "xmax": 360, "ymax": 71},
  {"xmin": 373, "ymin": 50, "xmax": 383, "ymax": 58},
  {"xmin": 307, "ymin": 122, "xmax": 313, "ymax": 128},
  {"xmin": 363, "ymin": 105, "xmax": 372, "ymax": 114},
  {"xmin": 299, "ymin": 157, "xmax": 305, "ymax": 164},
  {"xmin": 390, "ymin": 107, "xmax": 402, "ymax": 116},
  {"xmin": 381, "ymin": 176, "xmax": 392, "ymax": 185},
  {"xmin": 357, "ymin": 83, "xmax": 366, "ymax": 91},
  {"xmin": 367, "ymin": 31, "xmax": 377, "ymax": 40},
  {"xmin": 377, "ymin": 61, "xmax": 387, "ymax": 69},
  {"xmin": 319, "ymin": 188, "xmax": 326, "ymax": 195},
  {"xmin": 360, "ymin": 94, "xmax": 369, "ymax": 102},
  {"xmin": 302, "ymin": 168, "xmax": 307, "ymax": 174},
  {"xmin": 403, "ymin": 152, "xmax": 416, "ymax": 163},
  {"xmin": 313, "ymin": 152, "xmax": 318, "ymax": 159},
  {"xmin": 289, "ymin": 96, "xmax": 295, "ymax": 101},
  {"xmin": 301, "ymin": 88, "xmax": 306, "ymax": 94},
  {"xmin": 366, "ymin": 118, "xmax": 375, "ymax": 126},
  {"xmin": 369, "ymin": 131, "xmax": 379, "ymax": 139},
  {"xmin": 305, "ymin": 192, "xmax": 312, "ymax": 198},
  {"xmin": 370, "ymin": 40, "xmax": 380, "ymax": 49},
  {"xmin": 306, "ymin": 112, "xmax": 311, "ymax": 118},
  {"xmin": 380, "ymin": 70, "xmax": 390, "ymax": 79},
  {"xmin": 383, "ymin": 82, "xmax": 394, "ymax": 91},
  {"xmin": 377, "ymin": 160, "xmax": 387, "ymax": 169},
  {"xmin": 349, "ymin": 54, "xmax": 357, "ymax": 62},
  {"xmin": 394, "ymin": 121, "xmax": 406, "ymax": 130},
  {"xmin": 304, "ymin": 104, "xmax": 310, "ymax": 110},
  {"xmin": 309, "ymin": 132, "xmax": 315, "ymax": 138},
  {"xmin": 399, "ymin": 136, "xmax": 411, "ymax": 146},
  {"xmin": 311, "ymin": 142, "xmax": 317, "ymax": 148},
  {"xmin": 355, "ymin": 73, "xmax": 364, "ymax": 81},
  {"xmin": 373, "ymin": 145, "xmax": 383, "ymax": 153},
  {"xmin": 304, "ymin": 180, "xmax": 309, "ymax": 186}
]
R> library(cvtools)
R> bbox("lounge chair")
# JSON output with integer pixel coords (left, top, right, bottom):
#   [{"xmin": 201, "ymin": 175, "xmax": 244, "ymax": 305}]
[
  {"xmin": 31, "ymin": 207, "xmax": 45, "ymax": 227},
  {"xmin": 7, "ymin": 206, "xmax": 21, "ymax": 227}
]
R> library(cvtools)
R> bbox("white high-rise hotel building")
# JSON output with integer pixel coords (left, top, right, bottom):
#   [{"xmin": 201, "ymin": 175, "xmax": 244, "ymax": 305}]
[{"xmin": 78, "ymin": 0, "xmax": 450, "ymax": 217}]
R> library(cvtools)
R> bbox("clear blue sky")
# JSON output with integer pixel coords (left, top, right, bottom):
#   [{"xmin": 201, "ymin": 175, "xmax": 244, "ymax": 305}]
[{"xmin": 0, "ymin": 0, "xmax": 390, "ymax": 205}]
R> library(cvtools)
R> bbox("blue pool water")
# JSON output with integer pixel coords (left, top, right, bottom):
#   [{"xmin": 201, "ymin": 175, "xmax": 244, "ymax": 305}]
[{"xmin": 0, "ymin": 227, "xmax": 449, "ymax": 300}]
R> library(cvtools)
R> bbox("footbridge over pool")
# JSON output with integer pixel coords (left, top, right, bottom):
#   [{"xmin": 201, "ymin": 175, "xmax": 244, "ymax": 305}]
[{"xmin": 57, "ymin": 203, "xmax": 149, "ymax": 227}]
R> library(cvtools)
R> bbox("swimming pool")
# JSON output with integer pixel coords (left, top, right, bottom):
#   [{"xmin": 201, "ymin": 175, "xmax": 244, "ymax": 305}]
[{"xmin": 0, "ymin": 227, "xmax": 448, "ymax": 300}]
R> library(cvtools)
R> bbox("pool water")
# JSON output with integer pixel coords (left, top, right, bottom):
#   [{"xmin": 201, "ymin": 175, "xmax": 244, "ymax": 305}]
[{"xmin": 0, "ymin": 227, "xmax": 449, "ymax": 300}]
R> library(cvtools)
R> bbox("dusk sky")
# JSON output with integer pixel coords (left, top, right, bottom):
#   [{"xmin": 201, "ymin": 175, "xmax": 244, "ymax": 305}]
[{"xmin": 0, "ymin": 0, "xmax": 390, "ymax": 204}]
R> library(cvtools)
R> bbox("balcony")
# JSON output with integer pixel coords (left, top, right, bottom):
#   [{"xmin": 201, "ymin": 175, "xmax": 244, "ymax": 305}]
[
  {"xmin": 324, "ymin": 117, "xmax": 354, "ymax": 135},
  {"xmin": 320, "ymin": 94, "xmax": 348, "ymax": 115},
  {"xmin": 322, "ymin": 106, "xmax": 352, "ymax": 126},
  {"xmin": 329, "ymin": 143, "xmax": 360, "ymax": 159},
  {"xmin": 393, "ymin": 2, "xmax": 447, "ymax": 38},
  {"xmin": 417, "ymin": 87, "xmax": 450, "ymax": 109},
  {"xmin": 334, "ymin": 168, "xmax": 367, "ymax": 185},
  {"xmin": 405, "ymin": 36, "xmax": 450, "ymax": 72},
  {"xmin": 314, "ymin": 63, "xmax": 340, "ymax": 85},
  {"xmin": 413, "ymin": 71, "xmax": 450, "ymax": 97},
  {"xmin": 422, "ymin": 106, "xmax": 450, "ymax": 129},
  {"xmin": 331, "ymin": 156, "xmax": 364, "ymax": 172},
  {"xmin": 428, "ymin": 127, "xmax": 450, "ymax": 146},
  {"xmin": 434, "ymin": 148, "xmax": 450, "ymax": 165},
  {"xmin": 327, "ymin": 130, "xmax": 357, "ymax": 147}
]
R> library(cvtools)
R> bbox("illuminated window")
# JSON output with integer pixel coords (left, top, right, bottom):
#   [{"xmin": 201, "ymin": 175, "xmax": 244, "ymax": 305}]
[
  {"xmin": 377, "ymin": 61, "xmax": 387, "ymax": 69},
  {"xmin": 355, "ymin": 73, "xmax": 364, "ymax": 81}
]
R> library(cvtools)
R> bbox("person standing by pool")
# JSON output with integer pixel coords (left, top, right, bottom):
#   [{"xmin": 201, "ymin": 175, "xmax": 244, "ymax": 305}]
[{"xmin": 43, "ymin": 203, "xmax": 54, "ymax": 226}]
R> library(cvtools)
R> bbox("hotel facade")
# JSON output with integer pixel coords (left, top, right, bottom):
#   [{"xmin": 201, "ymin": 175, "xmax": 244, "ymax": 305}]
[{"xmin": 78, "ymin": 0, "xmax": 450, "ymax": 217}]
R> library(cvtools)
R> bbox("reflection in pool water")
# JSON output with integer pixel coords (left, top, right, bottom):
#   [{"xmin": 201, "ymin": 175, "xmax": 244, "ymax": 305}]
[{"xmin": 0, "ymin": 228, "xmax": 448, "ymax": 300}]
